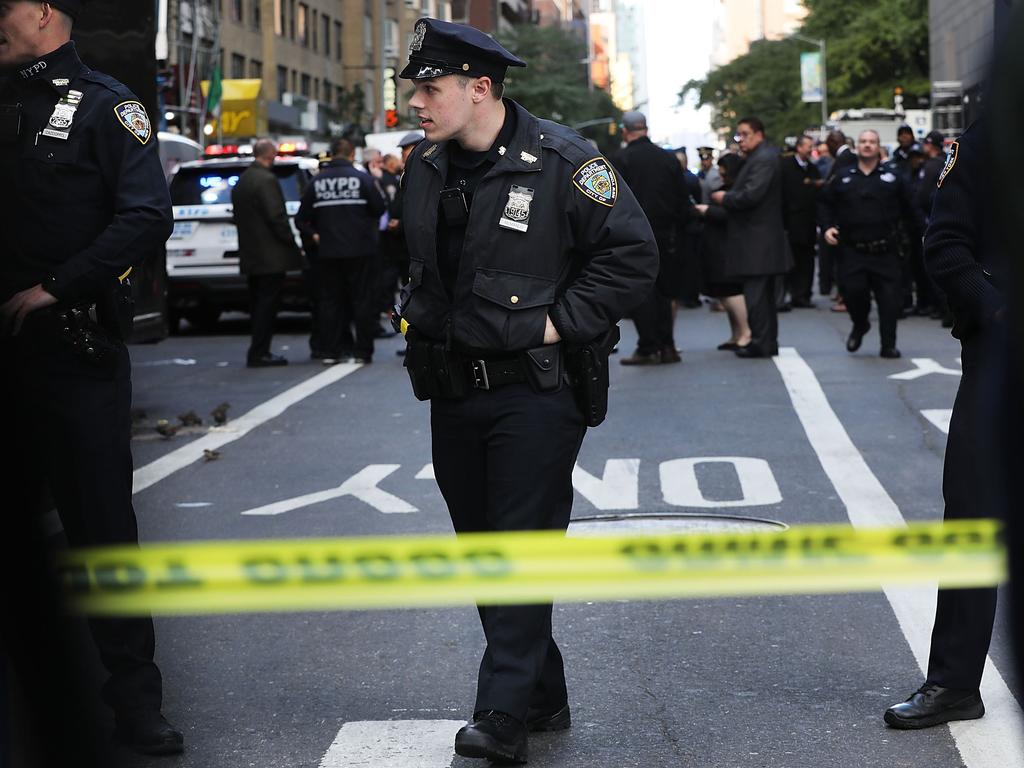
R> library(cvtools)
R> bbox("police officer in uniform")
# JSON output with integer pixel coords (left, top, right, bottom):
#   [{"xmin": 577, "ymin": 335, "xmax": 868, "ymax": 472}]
[
  {"xmin": 0, "ymin": 0, "xmax": 182, "ymax": 757},
  {"xmin": 819, "ymin": 129, "xmax": 919, "ymax": 358},
  {"xmin": 884, "ymin": 119, "xmax": 1006, "ymax": 729},
  {"xmin": 396, "ymin": 19, "xmax": 657, "ymax": 763}
]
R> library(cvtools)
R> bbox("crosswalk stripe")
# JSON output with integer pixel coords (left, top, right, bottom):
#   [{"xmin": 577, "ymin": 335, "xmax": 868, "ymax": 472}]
[{"xmin": 318, "ymin": 720, "xmax": 463, "ymax": 768}]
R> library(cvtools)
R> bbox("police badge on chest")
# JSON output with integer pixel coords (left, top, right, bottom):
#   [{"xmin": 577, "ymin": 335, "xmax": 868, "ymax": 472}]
[{"xmin": 499, "ymin": 185, "xmax": 534, "ymax": 233}]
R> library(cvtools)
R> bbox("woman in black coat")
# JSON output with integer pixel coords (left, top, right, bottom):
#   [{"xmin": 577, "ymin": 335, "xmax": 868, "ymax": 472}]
[{"xmin": 694, "ymin": 153, "xmax": 751, "ymax": 350}]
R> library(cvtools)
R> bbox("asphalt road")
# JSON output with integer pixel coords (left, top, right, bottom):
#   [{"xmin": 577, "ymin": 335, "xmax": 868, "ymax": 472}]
[{"xmin": 87, "ymin": 299, "xmax": 1020, "ymax": 768}]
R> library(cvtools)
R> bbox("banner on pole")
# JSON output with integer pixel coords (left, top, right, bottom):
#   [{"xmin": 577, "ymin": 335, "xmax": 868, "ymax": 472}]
[{"xmin": 801, "ymin": 51, "xmax": 823, "ymax": 103}]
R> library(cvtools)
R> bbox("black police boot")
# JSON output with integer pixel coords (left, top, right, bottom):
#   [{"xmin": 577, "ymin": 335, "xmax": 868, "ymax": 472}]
[
  {"xmin": 115, "ymin": 710, "xmax": 184, "ymax": 755},
  {"xmin": 880, "ymin": 347, "xmax": 902, "ymax": 359},
  {"xmin": 884, "ymin": 684, "xmax": 984, "ymax": 729},
  {"xmin": 455, "ymin": 710, "xmax": 528, "ymax": 763},
  {"xmin": 846, "ymin": 323, "xmax": 870, "ymax": 352},
  {"xmin": 525, "ymin": 703, "xmax": 571, "ymax": 732},
  {"xmin": 247, "ymin": 353, "xmax": 288, "ymax": 368}
]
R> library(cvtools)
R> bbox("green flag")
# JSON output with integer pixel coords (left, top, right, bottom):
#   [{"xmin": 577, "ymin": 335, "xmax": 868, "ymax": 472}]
[{"xmin": 206, "ymin": 60, "xmax": 222, "ymax": 118}]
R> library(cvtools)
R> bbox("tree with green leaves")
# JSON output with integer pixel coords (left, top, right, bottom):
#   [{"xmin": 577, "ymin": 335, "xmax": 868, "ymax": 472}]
[
  {"xmin": 682, "ymin": 0, "xmax": 929, "ymax": 141},
  {"xmin": 497, "ymin": 24, "xmax": 623, "ymax": 154}
]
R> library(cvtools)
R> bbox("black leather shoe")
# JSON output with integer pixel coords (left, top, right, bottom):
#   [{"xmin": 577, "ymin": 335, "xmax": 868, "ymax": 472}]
[
  {"xmin": 846, "ymin": 323, "xmax": 870, "ymax": 353},
  {"xmin": 791, "ymin": 298, "xmax": 816, "ymax": 309},
  {"xmin": 620, "ymin": 350, "xmax": 662, "ymax": 366},
  {"xmin": 115, "ymin": 710, "xmax": 184, "ymax": 755},
  {"xmin": 247, "ymin": 353, "xmax": 287, "ymax": 368},
  {"xmin": 525, "ymin": 703, "xmax": 571, "ymax": 732},
  {"xmin": 884, "ymin": 684, "xmax": 984, "ymax": 729},
  {"xmin": 660, "ymin": 346, "xmax": 682, "ymax": 364},
  {"xmin": 880, "ymin": 347, "xmax": 902, "ymax": 359},
  {"xmin": 455, "ymin": 711, "xmax": 527, "ymax": 763},
  {"xmin": 734, "ymin": 345, "xmax": 765, "ymax": 359}
]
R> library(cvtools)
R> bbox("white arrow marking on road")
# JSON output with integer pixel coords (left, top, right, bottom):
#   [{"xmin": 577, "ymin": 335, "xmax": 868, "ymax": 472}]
[
  {"xmin": 888, "ymin": 358, "xmax": 962, "ymax": 380},
  {"xmin": 572, "ymin": 459, "xmax": 640, "ymax": 510},
  {"xmin": 415, "ymin": 463, "xmax": 435, "ymax": 480},
  {"xmin": 922, "ymin": 409, "xmax": 952, "ymax": 435},
  {"xmin": 134, "ymin": 357, "xmax": 198, "ymax": 367},
  {"xmin": 775, "ymin": 347, "xmax": 1024, "ymax": 768},
  {"xmin": 319, "ymin": 720, "xmax": 464, "ymax": 768},
  {"xmin": 132, "ymin": 362, "xmax": 363, "ymax": 495},
  {"xmin": 660, "ymin": 457, "xmax": 782, "ymax": 508},
  {"xmin": 240, "ymin": 465, "xmax": 417, "ymax": 516}
]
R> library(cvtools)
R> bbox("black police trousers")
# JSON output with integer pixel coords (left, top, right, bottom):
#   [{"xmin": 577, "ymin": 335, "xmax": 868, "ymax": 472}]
[
  {"xmin": 431, "ymin": 383, "xmax": 586, "ymax": 721},
  {"xmin": 314, "ymin": 256, "xmax": 378, "ymax": 360},
  {"xmin": 839, "ymin": 247, "xmax": 902, "ymax": 351},
  {"xmin": 926, "ymin": 333, "xmax": 999, "ymax": 690},
  {"xmin": 631, "ymin": 228, "xmax": 676, "ymax": 356}
]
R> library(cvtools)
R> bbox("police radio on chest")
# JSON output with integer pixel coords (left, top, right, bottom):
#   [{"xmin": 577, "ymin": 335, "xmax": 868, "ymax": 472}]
[
  {"xmin": 0, "ymin": 104, "xmax": 22, "ymax": 141},
  {"xmin": 440, "ymin": 187, "xmax": 469, "ymax": 226}
]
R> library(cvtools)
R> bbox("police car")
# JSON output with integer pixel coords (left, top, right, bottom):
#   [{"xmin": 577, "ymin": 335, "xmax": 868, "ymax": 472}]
[{"xmin": 165, "ymin": 145, "xmax": 320, "ymax": 331}]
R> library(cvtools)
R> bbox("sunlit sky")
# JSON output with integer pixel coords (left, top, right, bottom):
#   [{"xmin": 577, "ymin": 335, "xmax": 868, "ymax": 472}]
[{"xmin": 640, "ymin": 0, "xmax": 717, "ymax": 155}]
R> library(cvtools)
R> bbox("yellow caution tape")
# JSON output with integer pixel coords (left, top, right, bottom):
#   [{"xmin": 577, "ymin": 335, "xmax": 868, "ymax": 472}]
[{"xmin": 58, "ymin": 520, "xmax": 1004, "ymax": 617}]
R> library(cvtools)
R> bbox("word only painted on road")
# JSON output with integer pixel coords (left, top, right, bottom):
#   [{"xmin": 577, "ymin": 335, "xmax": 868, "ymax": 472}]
[{"xmin": 59, "ymin": 520, "xmax": 1004, "ymax": 617}]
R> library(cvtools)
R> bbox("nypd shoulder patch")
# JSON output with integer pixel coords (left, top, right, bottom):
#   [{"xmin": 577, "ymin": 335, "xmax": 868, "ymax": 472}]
[
  {"xmin": 573, "ymin": 157, "xmax": 618, "ymax": 207},
  {"xmin": 937, "ymin": 141, "xmax": 959, "ymax": 188},
  {"xmin": 114, "ymin": 100, "xmax": 152, "ymax": 144}
]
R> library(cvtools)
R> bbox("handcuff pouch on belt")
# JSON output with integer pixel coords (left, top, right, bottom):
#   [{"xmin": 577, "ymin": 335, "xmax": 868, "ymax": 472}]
[{"xmin": 58, "ymin": 304, "xmax": 117, "ymax": 364}]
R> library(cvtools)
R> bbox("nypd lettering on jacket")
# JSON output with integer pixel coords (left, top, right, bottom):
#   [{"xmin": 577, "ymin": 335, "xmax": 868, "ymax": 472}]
[
  {"xmin": 313, "ymin": 175, "xmax": 367, "ymax": 206},
  {"xmin": 398, "ymin": 99, "xmax": 658, "ymax": 353}
]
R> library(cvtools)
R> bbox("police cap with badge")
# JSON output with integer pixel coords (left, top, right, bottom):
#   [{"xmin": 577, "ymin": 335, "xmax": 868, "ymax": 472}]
[
  {"xmin": 399, "ymin": 18, "xmax": 525, "ymax": 82},
  {"xmin": 48, "ymin": 0, "xmax": 86, "ymax": 18}
]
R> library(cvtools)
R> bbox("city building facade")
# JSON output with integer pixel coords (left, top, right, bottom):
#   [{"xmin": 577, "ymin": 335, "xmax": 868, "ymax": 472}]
[{"xmin": 711, "ymin": 0, "xmax": 805, "ymax": 67}]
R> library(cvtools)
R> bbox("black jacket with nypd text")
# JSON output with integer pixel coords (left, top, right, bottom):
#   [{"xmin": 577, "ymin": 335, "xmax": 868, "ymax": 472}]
[
  {"xmin": 295, "ymin": 158, "xmax": 388, "ymax": 261},
  {"xmin": 399, "ymin": 99, "xmax": 658, "ymax": 353}
]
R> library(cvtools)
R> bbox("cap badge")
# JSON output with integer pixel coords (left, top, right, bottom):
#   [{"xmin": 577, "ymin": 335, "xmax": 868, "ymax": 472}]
[
  {"xmin": 417, "ymin": 65, "xmax": 443, "ymax": 79},
  {"xmin": 411, "ymin": 22, "xmax": 426, "ymax": 52},
  {"xmin": 499, "ymin": 185, "xmax": 534, "ymax": 232}
]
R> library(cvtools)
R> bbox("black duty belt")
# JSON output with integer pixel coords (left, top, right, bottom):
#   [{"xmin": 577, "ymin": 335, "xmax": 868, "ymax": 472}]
[
  {"xmin": 851, "ymin": 238, "xmax": 893, "ymax": 255},
  {"xmin": 466, "ymin": 355, "xmax": 528, "ymax": 390}
]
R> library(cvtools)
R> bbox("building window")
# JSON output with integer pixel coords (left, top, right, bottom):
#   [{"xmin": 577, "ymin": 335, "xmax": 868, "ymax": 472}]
[
  {"xmin": 230, "ymin": 52, "xmax": 246, "ymax": 79},
  {"xmin": 252, "ymin": 0, "xmax": 261, "ymax": 29},
  {"xmin": 291, "ymin": 69, "xmax": 297, "ymax": 93},
  {"xmin": 297, "ymin": 3, "xmax": 308, "ymax": 47},
  {"xmin": 231, "ymin": 0, "xmax": 243, "ymax": 23},
  {"xmin": 314, "ymin": 78, "xmax": 320, "ymax": 101},
  {"xmin": 384, "ymin": 18, "xmax": 399, "ymax": 58},
  {"xmin": 312, "ymin": 9, "xmax": 318, "ymax": 51},
  {"xmin": 363, "ymin": 14, "xmax": 373, "ymax": 60},
  {"xmin": 334, "ymin": 21, "xmax": 342, "ymax": 60},
  {"xmin": 300, "ymin": 73, "xmax": 311, "ymax": 97},
  {"xmin": 277, "ymin": 65, "xmax": 287, "ymax": 98},
  {"xmin": 322, "ymin": 14, "xmax": 330, "ymax": 59},
  {"xmin": 323, "ymin": 79, "xmax": 332, "ymax": 105},
  {"xmin": 289, "ymin": 0, "xmax": 296, "ymax": 39},
  {"xmin": 250, "ymin": 59, "xmax": 263, "ymax": 79}
]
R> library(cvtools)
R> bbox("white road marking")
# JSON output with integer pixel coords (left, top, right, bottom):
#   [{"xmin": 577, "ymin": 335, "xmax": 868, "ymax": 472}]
[
  {"xmin": 573, "ymin": 459, "xmax": 640, "ymax": 510},
  {"xmin": 889, "ymin": 358, "xmax": 962, "ymax": 380},
  {"xmin": 318, "ymin": 720, "xmax": 463, "ymax": 768},
  {"xmin": 416, "ymin": 463, "xmax": 436, "ymax": 480},
  {"xmin": 922, "ymin": 409, "xmax": 953, "ymax": 435},
  {"xmin": 134, "ymin": 357, "xmax": 197, "ymax": 367},
  {"xmin": 132, "ymin": 362, "xmax": 362, "ymax": 495},
  {"xmin": 240, "ymin": 465, "xmax": 417, "ymax": 516},
  {"xmin": 174, "ymin": 502, "xmax": 213, "ymax": 508},
  {"xmin": 659, "ymin": 457, "xmax": 782, "ymax": 508},
  {"xmin": 775, "ymin": 347, "xmax": 1023, "ymax": 768}
]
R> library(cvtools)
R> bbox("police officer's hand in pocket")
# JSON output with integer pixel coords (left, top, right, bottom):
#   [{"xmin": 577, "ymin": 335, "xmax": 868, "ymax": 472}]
[
  {"xmin": 0, "ymin": 284, "xmax": 57, "ymax": 336},
  {"xmin": 544, "ymin": 315, "xmax": 561, "ymax": 345},
  {"xmin": 824, "ymin": 227, "xmax": 840, "ymax": 246}
]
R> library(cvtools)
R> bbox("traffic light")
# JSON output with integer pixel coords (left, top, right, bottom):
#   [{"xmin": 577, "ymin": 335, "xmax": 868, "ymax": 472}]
[{"xmin": 385, "ymin": 109, "xmax": 398, "ymax": 129}]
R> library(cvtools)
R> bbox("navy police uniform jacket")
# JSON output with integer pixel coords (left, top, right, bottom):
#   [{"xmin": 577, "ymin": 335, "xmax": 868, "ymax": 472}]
[
  {"xmin": 0, "ymin": 42, "xmax": 172, "ymax": 304},
  {"xmin": 818, "ymin": 161, "xmax": 921, "ymax": 244},
  {"xmin": 399, "ymin": 99, "xmax": 658, "ymax": 353},
  {"xmin": 295, "ymin": 158, "xmax": 388, "ymax": 261},
  {"xmin": 923, "ymin": 121, "xmax": 1004, "ymax": 340}
]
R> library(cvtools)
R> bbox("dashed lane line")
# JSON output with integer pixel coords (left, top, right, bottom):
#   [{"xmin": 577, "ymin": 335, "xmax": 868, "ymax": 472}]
[
  {"xmin": 132, "ymin": 362, "xmax": 363, "ymax": 495},
  {"xmin": 775, "ymin": 347, "xmax": 1023, "ymax": 768},
  {"xmin": 318, "ymin": 720, "xmax": 464, "ymax": 768}
]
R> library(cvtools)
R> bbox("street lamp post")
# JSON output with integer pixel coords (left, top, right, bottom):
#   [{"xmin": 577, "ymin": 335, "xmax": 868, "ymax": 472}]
[{"xmin": 788, "ymin": 32, "xmax": 828, "ymax": 136}]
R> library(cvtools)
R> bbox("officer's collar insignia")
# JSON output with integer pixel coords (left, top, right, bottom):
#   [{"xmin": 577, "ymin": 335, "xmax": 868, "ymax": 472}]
[
  {"xmin": 114, "ymin": 100, "xmax": 152, "ymax": 144},
  {"xmin": 416, "ymin": 65, "xmax": 443, "ymax": 79},
  {"xmin": 423, "ymin": 143, "xmax": 438, "ymax": 158},
  {"xmin": 937, "ymin": 141, "xmax": 958, "ymax": 188},
  {"xmin": 519, "ymin": 150, "xmax": 537, "ymax": 164},
  {"xmin": 880, "ymin": 171, "xmax": 896, "ymax": 183},
  {"xmin": 841, "ymin": 176, "xmax": 852, "ymax": 183},
  {"xmin": 498, "ymin": 146, "xmax": 506, "ymax": 156},
  {"xmin": 573, "ymin": 157, "xmax": 617, "ymax": 207},
  {"xmin": 499, "ymin": 184, "xmax": 534, "ymax": 232},
  {"xmin": 411, "ymin": 22, "xmax": 426, "ymax": 52},
  {"xmin": 52, "ymin": 78, "xmax": 70, "ymax": 87},
  {"xmin": 19, "ymin": 58, "xmax": 48, "ymax": 79}
]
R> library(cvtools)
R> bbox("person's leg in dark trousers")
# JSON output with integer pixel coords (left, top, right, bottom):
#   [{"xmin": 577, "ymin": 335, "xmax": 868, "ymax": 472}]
[
  {"xmin": 839, "ymin": 251, "xmax": 870, "ymax": 334},
  {"xmin": 630, "ymin": 288, "xmax": 668, "ymax": 356},
  {"xmin": 342, "ymin": 256, "xmax": 379, "ymax": 361},
  {"xmin": 867, "ymin": 258, "xmax": 902, "ymax": 351},
  {"xmin": 315, "ymin": 260, "xmax": 345, "ymax": 357},
  {"xmin": 926, "ymin": 336, "xmax": 998, "ymax": 690},
  {"xmin": 788, "ymin": 242, "xmax": 815, "ymax": 304},
  {"xmin": 247, "ymin": 272, "xmax": 285, "ymax": 361},
  {"xmin": 818, "ymin": 235, "xmax": 835, "ymax": 297},
  {"xmin": 909, "ymin": 235, "xmax": 932, "ymax": 312},
  {"xmin": 742, "ymin": 275, "xmax": 779, "ymax": 355},
  {"xmin": 431, "ymin": 385, "xmax": 586, "ymax": 721}
]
